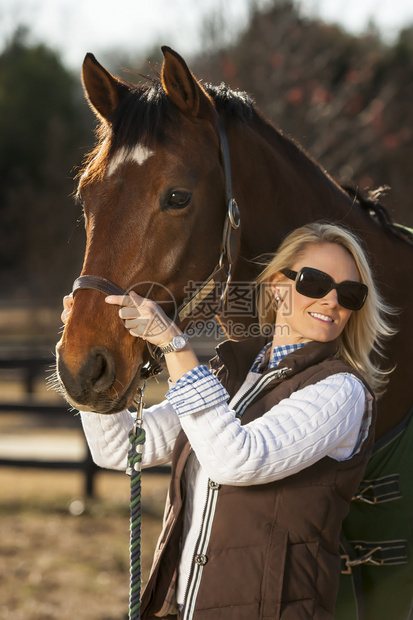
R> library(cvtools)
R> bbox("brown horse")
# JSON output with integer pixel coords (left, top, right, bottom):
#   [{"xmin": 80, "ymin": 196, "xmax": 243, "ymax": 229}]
[{"xmin": 56, "ymin": 46, "xmax": 412, "ymax": 442}]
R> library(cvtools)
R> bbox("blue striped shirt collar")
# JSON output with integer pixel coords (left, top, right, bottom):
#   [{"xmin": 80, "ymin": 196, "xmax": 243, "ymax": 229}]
[{"xmin": 250, "ymin": 342, "xmax": 307, "ymax": 373}]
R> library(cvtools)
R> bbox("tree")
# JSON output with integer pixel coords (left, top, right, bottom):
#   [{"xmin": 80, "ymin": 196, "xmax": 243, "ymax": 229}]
[
  {"xmin": 192, "ymin": 0, "xmax": 413, "ymax": 225},
  {"xmin": 0, "ymin": 28, "xmax": 90, "ymax": 301}
]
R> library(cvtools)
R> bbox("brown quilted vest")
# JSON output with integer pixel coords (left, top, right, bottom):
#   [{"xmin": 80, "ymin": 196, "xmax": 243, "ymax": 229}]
[{"xmin": 141, "ymin": 338, "xmax": 376, "ymax": 620}]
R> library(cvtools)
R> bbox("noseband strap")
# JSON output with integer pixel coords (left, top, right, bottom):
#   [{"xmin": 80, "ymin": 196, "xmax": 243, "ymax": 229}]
[
  {"xmin": 72, "ymin": 275, "xmax": 127, "ymax": 297},
  {"xmin": 71, "ymin": 117, "xmax": 240, "ymax": 380}
]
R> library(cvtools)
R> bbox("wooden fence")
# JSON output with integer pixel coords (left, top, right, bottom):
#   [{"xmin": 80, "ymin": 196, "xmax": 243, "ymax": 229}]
[{"xmin": 0, "ymin": 348, "xmax": 170, "ymax": 497}]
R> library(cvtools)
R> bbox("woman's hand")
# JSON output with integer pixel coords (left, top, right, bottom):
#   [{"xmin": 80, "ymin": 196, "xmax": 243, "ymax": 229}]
[
  {"xmin": 61, "ymin": 290, "xmax": 180, "ymax": 348},
  {"xmin": 105, "ymin": 291, "xmax": 181, "ymax": 349},
  {"xmin": 61, "ymin": 294, "xmax": 74, "ymax": 324},
  {"xmin": 106, "ymin": 291, "xmax": 200, "ymax": 382}
]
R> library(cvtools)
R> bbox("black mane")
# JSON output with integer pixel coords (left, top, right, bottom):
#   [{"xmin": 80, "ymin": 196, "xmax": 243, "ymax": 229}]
[
  {"xmin": 108, "ymin": 80, "xmax": 254, "ymax": 153},
  {"xmin": 205, "ymin": 83, "xmax": 254, "ymax": 121},
  {"xmin": 343, "ymin": 186, "xmax": 413, "ymax": 245},
  {"xmin": 81, "ymin": 76, "xmax": 412, "ymax": 247}
]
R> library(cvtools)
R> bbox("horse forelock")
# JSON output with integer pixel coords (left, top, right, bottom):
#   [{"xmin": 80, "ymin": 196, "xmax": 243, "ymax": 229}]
[{"xmin": 110, "ymin": 81, "xmax": 174, "ymax": 149}]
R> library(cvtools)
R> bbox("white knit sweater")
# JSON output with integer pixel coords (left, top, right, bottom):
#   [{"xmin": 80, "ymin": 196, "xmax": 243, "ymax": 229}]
[{"xmin": 80, "ymin": 371, "xmax": 367, "ymax": 478}]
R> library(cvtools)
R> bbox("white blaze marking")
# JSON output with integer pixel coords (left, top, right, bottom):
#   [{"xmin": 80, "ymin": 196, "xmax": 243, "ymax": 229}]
[
  {"xmin": 106, "ymin": 147, "xmax": 128, "ymax": 176},
  {"xmin": 106, "ymin": 144, "xmax": 154, "ymax": 176},
  {"xmin": 130, "ymin": 144, "xmax": 155, "ymax": 166}
]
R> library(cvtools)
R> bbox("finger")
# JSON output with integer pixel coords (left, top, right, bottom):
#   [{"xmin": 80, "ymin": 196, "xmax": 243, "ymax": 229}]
[
  {"xmin": 105, "ymin": 294, "xmax": 140, "ymax": 308},
  {"xmin": 119, "ymin": 306, "xmax": 143, "ymax": 320},
  {"xmin": 62, "ymin": 294, "xmax": 74, "ymax": 324},
  {"xmin": 63, "ymin": 294, "xmax": 74, "ymax": 311},
  {"xmin": 61, "ymin": 308, "xmax": 71, "ymax": 325},
  {"xmin": 124, "ymin": 317, "xmax": 150, "ymax": 330},
  {"xmin": 129, "ymin": 323, "xmax": 149, "ymax": 338},
  {"xmin": 129, "ymin": 291, "xmax": 145, "ymax": 303}
]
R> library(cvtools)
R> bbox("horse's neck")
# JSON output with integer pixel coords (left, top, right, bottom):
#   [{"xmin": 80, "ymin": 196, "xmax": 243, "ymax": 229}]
[{"xmin": 231, "ymin": 118, "xmax": 361, "ymax": 260}]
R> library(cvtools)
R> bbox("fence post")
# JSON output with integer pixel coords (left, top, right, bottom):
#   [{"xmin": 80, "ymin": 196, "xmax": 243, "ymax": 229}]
[{"xmin": 83, "ymin": 449, "xmax": 98, "ymax": 498}]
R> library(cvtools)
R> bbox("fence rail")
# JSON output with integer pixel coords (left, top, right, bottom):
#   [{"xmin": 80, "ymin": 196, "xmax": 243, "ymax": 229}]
[{"xmin": 0, "ymin": 348, "xmax": 171, "ymax": 497}]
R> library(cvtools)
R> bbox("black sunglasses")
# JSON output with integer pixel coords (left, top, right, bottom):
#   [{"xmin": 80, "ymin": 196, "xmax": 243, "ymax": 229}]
[{"xmin": 280, "ymin": 267, "xmax": 368, "ymax": 311}]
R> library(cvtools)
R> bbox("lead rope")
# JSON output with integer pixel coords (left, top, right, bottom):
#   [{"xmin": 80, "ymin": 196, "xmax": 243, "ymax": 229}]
[{"xmin": 126, "ymin": 383, "xmax": 146, "ymax": 620}]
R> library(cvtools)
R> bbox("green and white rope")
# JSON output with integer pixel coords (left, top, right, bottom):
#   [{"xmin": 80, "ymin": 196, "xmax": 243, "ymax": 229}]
[{"xmin": 127, "ymin": 387, "xmax": 146, "ymax": 620}]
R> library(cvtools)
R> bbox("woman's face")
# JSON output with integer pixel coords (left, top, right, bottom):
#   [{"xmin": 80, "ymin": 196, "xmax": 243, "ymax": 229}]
[{"xmin": 273, "ymin": 243, "xmax": 360, "ymax": 345}]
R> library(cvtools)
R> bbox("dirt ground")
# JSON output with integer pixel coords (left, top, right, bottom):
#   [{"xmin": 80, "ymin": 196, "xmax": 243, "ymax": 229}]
[
  {"xmin": 0, "ymin": 383, "xmax": 170, "ymax": 620},
  {"xmin": 0, "ymin": 467, "xmax": 169, "ymax": 620},
  {"xmin": 0, "ymin": 329, "xmax": 171, "ymax": 620}
]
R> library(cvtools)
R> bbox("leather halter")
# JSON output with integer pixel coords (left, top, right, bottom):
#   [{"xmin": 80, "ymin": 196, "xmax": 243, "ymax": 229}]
[{"xmin": 72, "ymin": 116, "xmax": 240, "ymax": 379}]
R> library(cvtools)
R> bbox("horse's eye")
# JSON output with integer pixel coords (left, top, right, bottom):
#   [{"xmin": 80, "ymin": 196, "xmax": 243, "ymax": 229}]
[{"xmin": 166, "ymin": 190, "xmax": 192, "ymax": 210}]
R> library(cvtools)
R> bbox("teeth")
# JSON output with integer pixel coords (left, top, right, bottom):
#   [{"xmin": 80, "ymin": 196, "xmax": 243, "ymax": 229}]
[{"xmin": 310, "ymin": 312, "xmax": 334, "ymax": 323}]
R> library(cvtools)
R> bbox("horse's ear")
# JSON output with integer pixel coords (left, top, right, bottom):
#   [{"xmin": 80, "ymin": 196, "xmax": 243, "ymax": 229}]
[
  {"xmin": 81, "ymin": 53, "xmax": 125, "ymax": 121},
  {"xmin": 161, "ymin": 46, "xmax": 215, "ymax": 120}
]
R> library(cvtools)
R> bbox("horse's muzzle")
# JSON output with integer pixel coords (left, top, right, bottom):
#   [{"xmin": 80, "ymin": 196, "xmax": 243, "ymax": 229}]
[{"xmin": 56, "ymin": 346, "xmax": 140, "ymax": 413}]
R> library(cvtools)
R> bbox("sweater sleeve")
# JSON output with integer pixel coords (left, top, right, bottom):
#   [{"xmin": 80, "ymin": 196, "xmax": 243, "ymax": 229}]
[
  {"xmin": 80, "ymin": 398, "xmax": 181, "ymax": 471},
  {"xmin": 168, "ymin": 371, "xmax": 367, "ymax": 486}
]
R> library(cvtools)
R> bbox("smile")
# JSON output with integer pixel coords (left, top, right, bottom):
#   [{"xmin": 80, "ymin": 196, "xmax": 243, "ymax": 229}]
[{"xmin": 309, "ymin": 312, "xmax": 335, "ymax": 323}]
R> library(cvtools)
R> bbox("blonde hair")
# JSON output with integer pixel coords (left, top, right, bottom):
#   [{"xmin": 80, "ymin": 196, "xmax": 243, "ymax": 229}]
[{"xmin": 256, "ymin": 222, "xmax": 396, "ymax": 397}]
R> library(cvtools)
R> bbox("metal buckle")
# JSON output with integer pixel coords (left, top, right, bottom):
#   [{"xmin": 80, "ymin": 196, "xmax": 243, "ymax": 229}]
[
  {"xmin": 228, "ymin": 198, "xmax": 240, "ymax": 229},
  {"xmin": 341, "ymin": 554, "xmax": 352, "ymax": 574},
  {"xmin": 219, "ymin": 264, "xmax": 232, "ymax": 303},
  {"xmin": 353, "ymin": 483, "xmax": 377, "ymax": 504},
  {"xmin": 131, "ymin": 383, "xmax": 146, "ymax": 435},
  {"xmin": 352, "ymin": 545, "xmax": 384, "ymax": 567},
  {"xmin": 341, "ymin": 545, "xmax": 384, "ymax": 574}
]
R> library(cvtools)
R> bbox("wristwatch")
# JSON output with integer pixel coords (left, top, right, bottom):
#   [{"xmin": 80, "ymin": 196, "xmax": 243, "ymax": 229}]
[{"xmin": 159, "ymin": 334, "xmax": 188, "ymax": 355}]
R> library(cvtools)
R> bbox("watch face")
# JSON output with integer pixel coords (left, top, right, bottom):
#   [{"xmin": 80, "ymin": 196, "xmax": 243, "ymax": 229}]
[{"xmin": 173, "ymin": 335, "xmax": 187, "ymax": 350}]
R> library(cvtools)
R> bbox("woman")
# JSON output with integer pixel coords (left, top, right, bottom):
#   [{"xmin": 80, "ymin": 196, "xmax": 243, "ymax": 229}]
[{"xmin": 63, "ymin": 222, "xmax": 393, "ymax": 620}]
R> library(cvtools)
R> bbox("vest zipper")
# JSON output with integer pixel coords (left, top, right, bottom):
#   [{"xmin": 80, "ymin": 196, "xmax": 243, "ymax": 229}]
[
  {"xmin": 180, "ymin": 365, "xmax": 291, "ymax": 619},
  {"xmin": 234, "ymin": 366, "xmax": 291, "ymax": 418},
  {"xmin": 181, "ymin": 478, "xmax": 219, "ymax": 619}
]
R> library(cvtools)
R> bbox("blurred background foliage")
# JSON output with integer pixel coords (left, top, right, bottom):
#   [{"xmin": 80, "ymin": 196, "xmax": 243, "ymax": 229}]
[
  {"xmin": 0, "ymin": 27, "xmax": 89, "ymax": 302},
  {"xmin": 1, "ymin": 0, "xmax": 412, "ymax": 305}
]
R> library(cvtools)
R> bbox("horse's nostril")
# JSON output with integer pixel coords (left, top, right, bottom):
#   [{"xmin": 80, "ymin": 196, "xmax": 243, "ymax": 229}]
[{"xmin": 91, "ymin": 349, "xmax": 116, "ymax": 393}]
